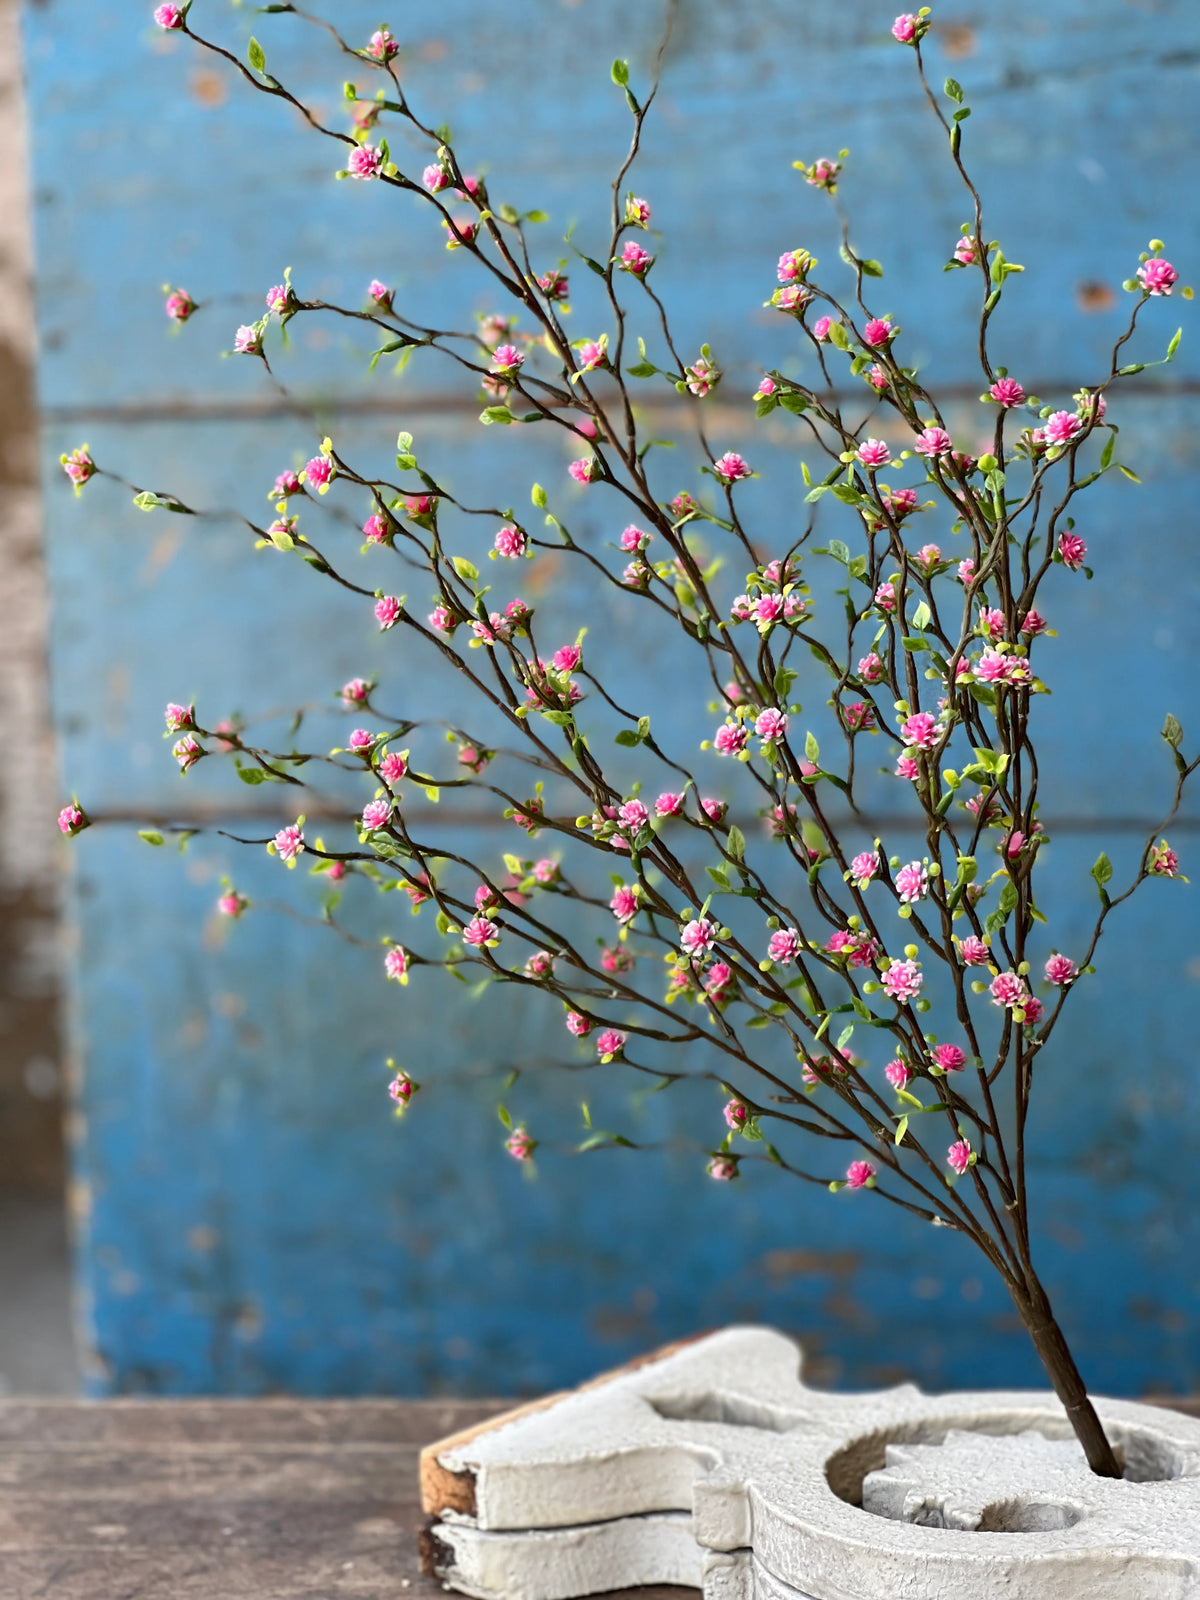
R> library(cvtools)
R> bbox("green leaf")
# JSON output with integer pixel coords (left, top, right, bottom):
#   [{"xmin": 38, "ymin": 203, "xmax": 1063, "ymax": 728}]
[
  {"xmin": 1099, "ymin": 432, "xmax": 1115, "ymax": 471},
  {"xmin": 1118, "ymin": 464, "xmax": 1141, "ymax": 483},
  {"xmin": 531, "ymin": 482, "xmax": 548, "ymax": 509},
  {"xmin": 236, "ymin": 766, "xmax": 267, "ymax": 786},
  {"xmin": 744, "ymin": 1015, "xmax": 771, "ymax": 1030},
  {"xmin": 137, "ymin": 829, "xmax": 164, "ymax": 847},
  {"xmin": 894, "ymin": 1115, "xmax": 909, "ymax": 1146},
  {"xmin": 707, "ymin": 865, "xmax": 731, "ymax": 891},
  {"xmin": 479, "ymin": 405, "xmax": 515, "ymax": 425},
  {"xmin": 1163, "ymin": 713, "xmax": 1184, "ymax": 750},
  {"xmin": 451, "ymin": 556, "xmax": 479, "ymax": 582},
  {"xmin": 611, "ymin": 58, "xmax": 630, "ymax": 85},
  {"xmin": 1167, "ymin": 326, "xmax": 1183, "ymax": 361},
  {"xmin": 614, "ymin": 729, "xmax": 641, "ymax": 747},
  {"xmin": 804, "ymin": 731, "xmax": 820, "ymax": 765},
  {"xmin": 626, "ymin": 361, "xmax": 658, "ymax": 379},
  {"xmin": 248, "ymin": 36, "xmax": 266, "ymax": 73},
  {"xmin": 826, "ymin": 539, "xmax": 850, "ymax": 565},
  {"xmin": 944, "ymin": 76, "xmax": 964, "ymax": 103},
  {"xmin": 524, "ymin": 209, "xmax": 548, "ymax": 224},
  {"xmin": 774, "ymin": 666, "xmax": 797, "ymax": 701},
  {"xmin": 1091, "ymin": 851, "xmax": 1113, "ymax": 889},
  {"xmin": 859, "ymin": 258, "xmax": 884, "ymax": 278},
  {"xmin": 369, "ymin": 338, "xmax": 408, "ymax": 372},
  {"xmin": 133, "ymin": 491, "xmax": 160, "ymax": 511},
  {"xmin": 726, "ymin": 824, "xmax": 746, "ymax": 862},
  {"xmin": 911, "ymin": 600, "xmax": 931, "ymax": 630},
  {"xmin": 835, "ymin": 1024, "xmax": 854, "ymax": 1050}
]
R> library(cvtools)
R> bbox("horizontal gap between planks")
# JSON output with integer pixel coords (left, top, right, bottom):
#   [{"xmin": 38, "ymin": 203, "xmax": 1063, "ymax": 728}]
[
  {"xmin": 39, "ymin": 381, "xmax": 1200, "ymax": 428},
  {"xmin": 87, "ymin": 806, "xmax": 1200, "ymax": 834}
]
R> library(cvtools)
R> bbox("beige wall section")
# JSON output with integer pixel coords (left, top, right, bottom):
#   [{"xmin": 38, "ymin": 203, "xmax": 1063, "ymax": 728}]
[{"xmin": 0, "ymin": 0, "xmax": 65, "ymax": 1196}]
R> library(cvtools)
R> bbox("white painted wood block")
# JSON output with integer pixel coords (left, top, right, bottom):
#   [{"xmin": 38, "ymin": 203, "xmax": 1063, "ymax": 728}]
[{"xmin": 420, "ymin": 1326, "xmax": 1200, "ymax": 1600}]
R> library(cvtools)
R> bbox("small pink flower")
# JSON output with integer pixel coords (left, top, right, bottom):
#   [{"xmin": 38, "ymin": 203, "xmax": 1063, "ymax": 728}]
[
  {"xmin": 233, "ymin": 323, "xmax": 262, "ymax": 355},
  {"xmin": 463, "ymin": 916, "xmax": 500, "ymax": 947},
  {"xmin": 505, "ymin": 1127, "xmax": 535, "ymax": 1162},
  {"xmin": 172, "ymin": 735, "xmax": 204, "ymax": 771},
  {"xmin": 218, "ymin": 891, "xmax": 248, "ymax": 919},
  {"xmin": 812, "ymin": 316, "xmax": 832, "ymax": 342},
  {"xmin": 777, "ymin": 249, "xmax": 811, "ymax": 284},
  {"xmin": 894, "ymin": 861, "xmax": 928, "ymax": 903},
  {"xmin": 806, "ymin": 157, "xmax": 841, "ymax": 189},
  {"xmin": 363, "ymin": 513, "xmax": 391, "ymax": 545},
  {"xmin": 1076, "ymin": 388, "xmax": 1107, "ymax": 421},
  {"xmin": 681, "ymin": 918, "xmax": 719, "ymax": 957},
  {"xmin": 863, "ymin": 318, "xmax": 893, "ymax": 347},
  {"xmin": 610, "ymin": 885, "xmax": 639, "ymax": 923},
  {"xmin": 845, "ymin": 1160, "xmax": 876, "ymax": 1190},
  {"xmin": 600, "ymin": 944, "xmax": 633, "ymax": 974},
  {"xmin": 685, "ymin": 357, "xmax": 719, "ymax": 397},
  {"xmin": 388, "ymin": 1070, "xmax": 416, "ymax": 1105},
  {"xmin": 655, "ymin": 792, "xmax": 683, "ymax": 818},
  {"xmin": 57, "ymin": 803, "xmax": 86, "ymax": 836},
  {"xmin": 619, "ymin": 239, "xmax": 653, "ymax": 276},
  {"xmin": 348, "ymin": 729, "xmax": 377, "ymax": 752},
  {"xmin": 368, "ymin": 279, "xmax": 394, "ymax": 311},
  {"xmin": 304, "ymin": 454, "xmax": 334, "ymax": 492},
  {"xmin": 493, "ymin": 524, "xmax": 527, "ymax": 559},
  {"xmin": 913, "ymin": 425, "xmax": 953, "ymax": 458},
  {"xmin": 958, "ymin": 936, "xmax": 990, "ymax": 966},
  {"xmin": 954, "ymin": 236, "xmax": 978, "ymax": 265},
  {"xmin": 841, "ymin": 701, "xmax": 875, "ymax": 733},
  {"xmin": 932, "ymin": 1043, "xmax": 967, "ymax": 1073},
  {"xmin": 566, "ymin": 1011, "xmax": 592, "ymax": 1037},
  {"xmin": 552, "ymin": 644, "xmax": 582, "ymax": 672},
  {"xmin": 754, "ymin": 707, "xmax": 788, "ymax": 743},
  {"xmin": 568, "ymin": 456, "xmax": 601, "ymax": 485},
  {"xmin": 274, "ymin": 823, "xmax": 305, "ymax": 863},
  {"xmin": 596, "ymin": 1028, "xmax": 626, "ymax": 1058},
  {"xmin": 265, "ymin": 283, "xmax": 292, "ymax": 315},
  {"xmin": 866, "ymin": 364, "xmax": 888, "ymax": 391},
  {"xmin": 714, "ymin": 720, "xmax": 749, "ymax": 756},
  {"xmin": 858, "ymin": 652, "xmax": 885, "ymax": 684},
  {"xmin": 164, "ymin": 702, "xmax": 194, "ymax": 734},
  {"xmin": 895, "ymin": 754, "xmax": 919, "ymax": 781},
  {"xmin": 422, "ymin": 162, "xmax": 448, "ymax": 192},
  {"xmin": 850, "ymin": 851, "xmax": 879, "ymax": 888},
  {"xmin": 1045, "ymin": 953, "xmax": 1078, "ymax": 985},
  {"xmin": 1138, "ymin": 258, "xmax": 1178, "ymax": 296},
  {"xmin": 341, "ymin": 678, "xmax": 370, "ymax": 704},
  {"xmin": 901, "ymin": 711, "xmax": 940, "ymax": 750},
  {"xmin": 856, "ymin": 438, "xmax": 891, "ymax": 470},
  {"xmin": 948, "ymin": 1139, "xmax": 974, "ymax": 1176},
  {"xmin": 704, "ymin": 963, "xmax": 734, "ymax": 1000},
  {"xmin": 1045, "ymin": 410, "xmax": 1083, "ymax": 446},
  {"xmin": 990, "ymin": 377, "xmax": 1026, "ymax": 407},
  {"xmin": 755, "ymin": 375, "xmax": 778, "ymax": 397},
  {"xmin": 625, "ymin": 195, "xmax": 651, "ymax": 226},
  {"xmin": 892, "ymin": 13, "xmax": 919, "ymax": 42},
  {"xmin": 618, "ymin": 799, "xmax": 649, "ymax": 833},
  {"xmin": 153, "ymin": 3, "xmax": 184, "ymax": 27},
  {"xmin": 708, "ymin": 1156, "xmax": 738, "ymax": 1182},
  {"xmin": 712, "ymin": 451, "xmax": 752, "ymax": 483},
  {"xmin": 976, "ymin": 650, "xmax": 1009, "ymax": 684},
  {"xmin": 491, "ymin": 343, "xmax": 524, "ymax": 375},
  {"xmin": 1058, "ymin": 532, "xmax": 1087, "ymax": 571},
  {"xmin": 525, "ymin": 951, "xmax": 554, "ymax": 980},
  {"xmin": 874, "ymin": 580, "xmax": 897, "ymax": 613},
  {"xmin": 767, "ymin": 927, "xmax": 802, "ymax": 965},
  {"xmin": 379, "ymin": 752, "xmax": 407, "ymax": 787},
  {"xmin": 958, "ymin": 558, "xmax": 977, "ymax": 586},
  {"xmin": 881, "ymin": 959, "xmax": 923, "ymax": 1002},
  {"xmin": 989, "ymin": 971, "xmax": 1028, "ymax": 1009},
  {"xmin": 701, "ymin": 797, "xmax": 727, "ymax": 823},
  {"xmin": 533, "ymin": 858, "xmax": 560, "ymax": 884},
  {"xmin": 1149, "ymin": 839, "xmax": 1180, "ymax": 877},
  {"xmin": 723, "ymin": 1098, "xmax": 749, "ymax": 1130},
  {"xmin": 164, "ymin": 287, "xmax": 195, "ymax": 323},
  {"xmin": 362, "ymin": 798, "xmax": 392, "ymax": 831},
  {"xmin": 428, "ymin": 605, "xmax": 457, "ymax": 634},
  {"xmin": 474, "ymin": 884, "xmax": 501, "ymax": 913},
  {"xmin": 885, "ymin": 1058, "xmax": 913, "ymax": 1091},
  {"xmin": 272, "ymin": 470, "xmax": 302, "ymax": 500},
  {"xmin": 1021, "ymin": 608, "xmax": 1049, "ymax": 636},
  {"xmin": 577, "ymin": 340, "xmax": 607, "ymax": 373},
  {"xmin": 374, "ymin": 595, "xmax": 402, "ymax": 630},
  {"xmin": 1022, "ymin": 996, "xmax": 1045, "ymax": 1025},
  {"xmin": 915, "ymin": 543, "xmax": 943, "ymax": 571},
  {"xmin": 753, "ymin": 593, "xmax": 785, "ymax": 627},
  {"xmin": 620, "ymin": 524, "xmax": 650, "ymax": 553},
  {"xmin": 536, "ymin": 270, "xmax": 569, "ymax": 301},
  {"xmin": 366, "ymin": 26, "xmax": 399, "ymax": 61},
  {"xmin": 348, "ymin": 143, "xmax": 383, "ymax": 180}
]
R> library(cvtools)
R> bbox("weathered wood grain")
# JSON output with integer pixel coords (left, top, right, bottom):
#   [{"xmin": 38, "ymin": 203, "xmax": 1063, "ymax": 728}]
[{"xmin": 0, "ymin": 1399, "xmax": 694, "ymax": 1600}]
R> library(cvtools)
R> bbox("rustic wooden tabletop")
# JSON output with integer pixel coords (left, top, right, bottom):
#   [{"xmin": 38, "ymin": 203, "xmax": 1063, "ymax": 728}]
[{"xmin": 2, "ymin": 1396, "xmax": 1197, "ymax": 1599}]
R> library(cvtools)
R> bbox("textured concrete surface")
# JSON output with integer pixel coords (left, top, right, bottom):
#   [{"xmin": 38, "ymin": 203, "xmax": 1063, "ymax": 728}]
[{"xmin": 0, "ymin": 1198, "xmax": 76, "ymax": 1395}]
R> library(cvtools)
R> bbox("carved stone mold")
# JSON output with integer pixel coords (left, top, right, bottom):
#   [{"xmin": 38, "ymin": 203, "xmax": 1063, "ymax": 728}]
[{"xmin": 419, "ymin": 1326, "xmax": 1200, "ymax": 1599}]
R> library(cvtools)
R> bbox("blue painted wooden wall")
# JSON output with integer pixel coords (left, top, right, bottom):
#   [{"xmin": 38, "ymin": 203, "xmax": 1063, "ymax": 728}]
[{"xmin": 26, "ymin": 0, "xmax": 1200, "ymax": 1398}]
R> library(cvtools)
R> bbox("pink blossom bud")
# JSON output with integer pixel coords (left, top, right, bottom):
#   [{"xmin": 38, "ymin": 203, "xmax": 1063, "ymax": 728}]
[
  {"xmin": 856, "ymin": 438, "xmax": 891, "ymax": 470},
  {"xmin": 863, "ymin": 318, "xmax": 893, "ymax": 347},
  {"xmin": 368, "ymin": 280, "xmax": 394, "ymax": 311},
  {"xmin": 348, "ymin": 143, "xmax": 383, "ymax": 180},
  {"xmin": 755, "ymin": 375, "xmax": 778, "ymax": 397},
  {"xmin": 881, "ymin": 958, "xmax": 923, "ymax": 1002},
  {"xmin": 218, "ymin": 891, "xmax": 248, "ymax": 919},
  {"xmin": 957, "ymin": 936, "xmax": 989, "ymax": 967},
  {"xmin": 913, "ymin": 425, "xmax": 953, "ymax": 458},
  {"xmin": 172, "ymin": 735, "xmax": 204, "ymax": 771},
  {"xmin": 164, "ymin": 702, "xmax": 194, "ymax": 734},
  {"xmin": 618, "ymin": 799, "xmax": 649, "ymax": 833},
  {"xmin": 754, "ymin": 707, "xmax": 788, "ymax": 743},
  {"xmin": 874, "ymin": 580, "xmax": 896, "ymax": 613},
  {"xmin": 655, "ymin": 792, "xmax": 683, "ymax": 817},
  {"xmin": 989, "ymin": 971, "xmax": 1027, "ymax": 1009},
  {"xmin": 704, "ymin": 963, "xmax": 734, "ymax": 999},
  {"xmin": 348, "ymin": 729, "xmax": 376, "ymax": 752},
  {"xmin": 273, "ymin": 823, "xmax": 305, "ymax": 863},
  {"xmin": 858, "ymin": 652, "xmax": 884, "ymax": 684},
  {"xmin": 954, "ymin": 236, "xmax": 978, "ymax": 265},
  {"xmin": 714, "ymin": 721, "xmax": 749, "ymax": 756},
  {"xmin": 536, "ymin": 270, "xmax": 569, "ymax": 301},
  {"xmin": 700, "ymin": 798, "xmax": 727, "ymax": 823},
  {"xmin": 767, "ymin": 927, "xmax": 801, "ymax": 965},
  {"xmin": 947, "ymin": 1139, "xmax": 973, "ymax": 1175},
  {"xmin": 1057, "ymin": 532, "xmax": 1087, "ymax": 571},
  {"xmin": 866, "ymin": 364, "xmax": 888, "ymax": 391},
  {"xmin": 595, "ymin": 1028, "xmax": 626, "ymax": 1058},
  {"xmin": 552, "ymin": 644, "xmax": 582, "ymax": 672},
  {"xmin": 609, "ymin": 885, "xmax": 639, "ymax": 923},
  {"xmin": 892, "ymin": 14, "xmax": 919, "ymax": 42},
  {"xmin": 341, "ymin": 678, "xmax": 370, "ymax": 704},
  {"xmin": 712, "ymin": 451, "xmax": 752, "ymax": 483},
  {"xmin": 625, "ymin": 196, "xmax": 651, "ymax": 226},
  {"xmin": 374, "ymin": 595, "xmax": 402, "ymax": 630},
  {"xmin": 566, "ymin": 1010, "xmax": 592, "ymax": 1037},
  {"xmin": 505, "ymin": 1127, "xmax": 535, "ymax": 1162},
  {"xmin": 379, "ymin": 752, "xmax": 407, "ymax": 786},
  {"xmin": 915, "ymin": 543, "xmax": 943, "ymax": 571},
  {"xmin": 1044, "ymin": 953, "xmax": 1078, "ymax": 985},
  {"xmin": 422, "ymin": 163, "xmax": 448, "ymax": 192},
  {"xmin": 619, "ymin": 240, "xmax": 653, "ymax": 275},
  {"xmin": 428, "ymin": 605, "xmax": 456, "ymax": 634},
  {"xmin": 884, "ymin": 1058, "xmax": 913, "ymax": 1091},
  {"xmin": 493, "ymin": 524, "xmax": 527, "ymax": 558},
  {"xmin": 491, "ymin": 343, "xmax": 524, "ymax": 374},
  {"xmin": 164, "ymin": 286, "xmax": 195, "ymax": 323},
  {"xmin": 1022, "ymin": 996, "xmax": 1044, "ymax": 1025},
  {"xmin": 723, "ymin": 1099, "xmax": 749, "ymax": 1130},
  {"xmin": 850, "ymin": 851, "xmax": 879, "ymax": 887},
  {"xmin": 1021, "ymin": 608, "xmax": 1048, "ymax": 636},
  {"xmin": 578, "ymin": 340, "xmax": 608, "ymax": 372},
  {"xmin": 366, "ymin": 26, "xmax": 399, "ymax": 61},
  {"xmin": 60, "ymin": 445, "xmax": 96, "ymax": 489},
  {"xmin": 1138, "ymin": 257, "xmax": 1178, "ymax": 296},
  {"xmin": 57, "ymin": 803, "xmax": 87, "ymax": 836},
  {"xmin": 900, "ymin": 711, "xmax": 939, "ymax": 749},
  {"xmin": 680, "ymin": 918, "xmax": 719, "ymax": 956},
  {"xmin": 363, "ymin": 513, "xmax": 391, "ymax": 545},
  {"xmin": 234, "ymin": 323, "xmax": 263, "ymax": 356},
  {"xmin": 1149, "ymin": 839, "xmax": 1180, "ymax": 877},
  {"xmin": 154, "ymin": 4, "xmax": 184, "ymax": 27},
  {"xmin": 845, "ymin": 1160, "xmax": 876, "ymax": 1190},
  {"xmin": 894, "ymin": 861, "xmax": 928, "ymax": 903},
  {"xmin": 1044, "ymin": 410, "xmax": 1083, "ymax": 446},
  {"xmin": 932, "ymin": 1043, "xmax": 967, "ymax": 1073},
  {"xmin": 463, "ymin": 916, "xmax": 500, "ymax": 947},
  {"xmin": 304, "ymin": 454, "xmax": 334, "ymax": 492},
  {"xmin": 754, "ymin": 593, "xmax": 785, "ymax": 626},
  {"xmin": 620, "ymin": 524, "xmax": 649, "ymax": 552},
  {"xmin": 895, "ymin": 754, "xmax": 919, "ymax": 782},
  {"xmin": 388, "ymin": 1069, "xmax": 416, "ymax": 1105},
  {"xmin": 362, "ymin": 798, "xmax": 392, "ymax": 832},
  {"xmin": 707, "ymin": 1156, "xmax": 738, "ymax": 1181},
  {"xmin": 957, "ymin": 558, "xmax": 977, "ymax": 586},
  {"xmin": 989, "ymin": 377, "xmax": 1026, "ymax": 407},
  {"xmin": 568, "ymin": 456, "xmax": 600, "ymax": 485}
]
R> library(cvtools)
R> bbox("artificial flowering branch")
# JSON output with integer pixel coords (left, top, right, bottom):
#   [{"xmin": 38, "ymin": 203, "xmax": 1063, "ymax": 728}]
[{"xmin": 59, "ymin": 1, "xmax": 1197, "ymax": 1475}]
